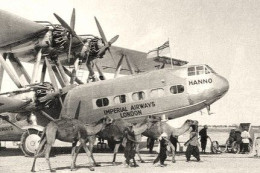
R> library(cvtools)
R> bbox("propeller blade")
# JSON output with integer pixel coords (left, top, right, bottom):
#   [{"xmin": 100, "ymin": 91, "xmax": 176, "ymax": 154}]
[
  {"xmin": 94, "ymin": 17, "xmax": 108, "ymax": 44},
  {"xmin": 53, "ymin": 13, "xmax": 75, "ymax": 36},
  {"xmin": 70, "ymin": 8, "xmax": 76, "ymax": 31},
  {"xmin": 67, "ymin": 36, "xmax": 72, "ymax": 63},
  {"xmin": 67, "ymin": 8, "xmax": 76, "ymax": 63},
  {"xmin": 97, "ymin": 45, "xmax": 109, "ymax": 56},
  {"xmin": 108, "ymin": 35, "xmax": 119, "ymax": 45}
]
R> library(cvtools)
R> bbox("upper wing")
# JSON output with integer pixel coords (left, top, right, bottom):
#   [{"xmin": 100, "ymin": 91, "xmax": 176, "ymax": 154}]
[
  {"xmin": 96, "ymin": 46, "xmax": 188, "ymax": 74},
  {"xmin": 0, "ymin": 9, "xmax": 47, "ymax": 48}
]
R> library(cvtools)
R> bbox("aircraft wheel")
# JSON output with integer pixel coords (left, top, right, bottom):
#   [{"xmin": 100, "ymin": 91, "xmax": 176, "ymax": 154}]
[
  {"xmin": 231, "ymin": 141, "xmax": 240, "ymax": 154},
  {"xmin": 248, "ymin": 139, "xmax": 253, "ymax": 153},
  {"xmin": 20, "ymin": 129, "xmax": 45, "ymax": 157}
]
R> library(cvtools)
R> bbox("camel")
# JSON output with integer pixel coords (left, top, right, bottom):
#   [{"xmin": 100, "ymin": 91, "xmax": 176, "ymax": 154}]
[
  {"xmin": 97, "ymin": 116, "xmax": 159, "ymax": 165},
  {"xmin": 142, "ymin": 119, "xmax": 198, "ymax": 163},
  {"xmin": 31, "ymin": 116, "xmax": 113, "ymax": 172}
]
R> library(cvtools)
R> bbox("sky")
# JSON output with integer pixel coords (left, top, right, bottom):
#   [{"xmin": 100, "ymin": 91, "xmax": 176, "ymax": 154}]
[{"xmin": 0, "ymin": 0, "xmax": 259, "ymax": 126}]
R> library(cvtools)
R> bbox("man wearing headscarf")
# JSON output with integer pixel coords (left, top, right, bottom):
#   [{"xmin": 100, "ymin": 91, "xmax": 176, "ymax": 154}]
[
  {"xmin": 199, "ymin": 125, "xmax": 209, "ymax": 153},
  {"xmin": 153, "ymin": 132, "xmax": 169, "ymax": 167},
  {"xmin": 185, "ymin": 125, "xmax": 200, "ymax": 162}
]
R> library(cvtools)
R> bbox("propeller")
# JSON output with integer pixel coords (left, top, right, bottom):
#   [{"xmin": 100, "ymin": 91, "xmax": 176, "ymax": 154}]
[
  {"xmin": 53, "ymin": 9, "xmax": 85, "ymax": 63},
  {"xmin": 53, "ymin": 9, "xmax": 88, "ymax": 83},
  {"xmin": 94, "ymin": 17, "xmax": 118, "ymax": 64}
]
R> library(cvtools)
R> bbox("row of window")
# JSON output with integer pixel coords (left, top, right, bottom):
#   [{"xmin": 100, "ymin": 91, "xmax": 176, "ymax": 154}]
[
  {"xmin": 188, "ymin": 65, "xmax": 215, "ymax": 76},
  {"xmin": 95, "ymin": 85, "xmax": 184, "ymax": 107}
]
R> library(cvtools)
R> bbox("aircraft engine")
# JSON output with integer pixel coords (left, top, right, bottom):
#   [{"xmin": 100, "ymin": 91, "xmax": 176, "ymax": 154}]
[
  {"xmin": 5, "ymin": 82, "xmax": 57, "ymax": 112},
  {"xmin": 51, "ymin": 25, "xmax": 69, "ymax": 51}
]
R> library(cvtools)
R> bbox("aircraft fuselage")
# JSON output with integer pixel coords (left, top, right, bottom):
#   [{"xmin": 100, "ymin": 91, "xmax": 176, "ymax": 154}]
[{"xmin": 61, "ymin": 65, "xmax": 229, "ymax": 124}]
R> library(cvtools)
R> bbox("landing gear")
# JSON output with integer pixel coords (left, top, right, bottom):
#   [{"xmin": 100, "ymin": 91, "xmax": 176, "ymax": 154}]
[
  {"xmin": 231, "ymin": 141, "xmax": 240, "ymax": 154},
  {"xmin": 20, "ymin": 129, "xmax": 45, "ymax": 157}
]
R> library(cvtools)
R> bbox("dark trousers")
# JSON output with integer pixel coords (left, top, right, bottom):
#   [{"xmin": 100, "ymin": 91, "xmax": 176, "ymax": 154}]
[
  {"xmin": 186, "ymin": 145, "xmax": 200, "ymax": 161},
  {"xmin": 241, "ymin": 143, "xmax": 249, "ymax": 153},
  {"xmin": 154, "ymin": 150, "xmax": 167, "ymax": 165},
  {"xmin": 201, "ymin": 140, "xmax": 207, "ymax": 151}
]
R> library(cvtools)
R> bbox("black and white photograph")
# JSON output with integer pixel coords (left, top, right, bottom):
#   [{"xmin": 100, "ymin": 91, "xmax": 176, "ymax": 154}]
[{"xmin": 0, "ymin": 0, "xmax": 259, "ymax": 172}]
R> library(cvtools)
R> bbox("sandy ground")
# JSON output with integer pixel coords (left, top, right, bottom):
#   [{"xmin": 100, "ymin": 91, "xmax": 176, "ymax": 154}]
[{"xmin": 1, "ymin": 147, "xmax": 260, "ymax": 173}]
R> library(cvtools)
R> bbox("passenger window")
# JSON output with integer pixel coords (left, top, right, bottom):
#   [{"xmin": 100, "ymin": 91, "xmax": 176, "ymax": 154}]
[
  {"xmin": 196, "ymin": 66, "xmax": 204, "ymax": 75},
  {"xmin": 96, "ymin": 98, "xmax": 109, "ymax": 107},
  {"xmin": 177, "ymin": 85, "xmax": 184, "ymax": 93},
  {"xmin": 170, "ymin": 85, "xmax": 184, "ymax": 94},
  {"xmin": 170, "ymin": 86, "xmax": 178, "ymax": 94},
  {"xmin": 132, "ymin": 91, "xmax": 145, "ymax": 101},
  {"xmin": 150, "ymin": 88, "xmax": 164, "ymax": 98},
  {"xmin": 114, "ymin": 95, "xmax": 126, "ymax": 104},
  {"xmin": 188, "ymin": 67, "xmax": 196, "ymax": 76}
]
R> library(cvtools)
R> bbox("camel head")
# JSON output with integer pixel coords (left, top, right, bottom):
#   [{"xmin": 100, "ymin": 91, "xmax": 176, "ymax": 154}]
[
  {"xmin": 102, "ymin": 115, "xmax": 114, "ymax": 125},
  {"xmin": 184, "ymin": 119, "xmax": 199, "ymax": 126}
]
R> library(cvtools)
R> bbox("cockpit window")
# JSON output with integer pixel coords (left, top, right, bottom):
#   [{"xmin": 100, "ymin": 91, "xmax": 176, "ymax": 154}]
[
  {"xmin": 205, "ymin": 65, "xmax": 216, "ymax": 73},
  {"xmin": 188, "ymin": 67, "xmax": 196, "ymax": 76},
  {"xmin": 196, "ymin": 66, "xmax": 204, "ymax": 75},
  {"xmin": 188, "ymin": 65, "xmax": 214, "ymax": 76}
]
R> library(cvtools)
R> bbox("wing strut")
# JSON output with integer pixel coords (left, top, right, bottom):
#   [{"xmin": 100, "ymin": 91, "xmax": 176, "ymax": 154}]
[
  {"xmin": 8, "ymin": 53, "xmax": 31, "ymax": 85},
  {"xmin": 0, "ymin": 54, "xmax": 23, "ymax": 88},
  {"xmin": 125, "ymin": 55, "xmax": 135, "ymax": 75},
  {"xmin": 31, "ymin": 49, "xmax": 42, "ymax": 84},
  {"xmin": 114, "ymin": 54, "xmax": 124, "ymax": 78}
]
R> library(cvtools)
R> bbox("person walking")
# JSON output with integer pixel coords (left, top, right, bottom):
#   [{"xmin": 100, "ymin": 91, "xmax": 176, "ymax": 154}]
[
  {"xmin": 241, "ymin": 128, "xmax": 251, "ymax": 153},
  {"xmin": 199, "ymin": 125, "xmax": 208, "ymax": 153},
  {"xmin": 185, "ymin": 125, "xmax": 200, "ymax": 162},
  {"xmin": 153, "ymin": 132, "xmax": 169, "ymax": 167}
]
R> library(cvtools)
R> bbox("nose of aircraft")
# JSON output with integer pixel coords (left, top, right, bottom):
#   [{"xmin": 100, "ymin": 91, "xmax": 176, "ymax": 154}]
[{"xmin": 215, "ymin": 75, "xmax": 229, "ymax": 96}]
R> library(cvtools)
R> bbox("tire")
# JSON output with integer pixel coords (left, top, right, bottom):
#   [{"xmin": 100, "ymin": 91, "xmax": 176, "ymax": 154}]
[
  {"xmin": 20, "ymin": 129, "xmax": 46, "ymax": 157},
  {"xmin": 211, "ymin": 141, "xmax": 221, "ymax": 154},
  {"xmin": 231, "ymin": 141, "xmax": 240, "ymax": 154},
  {"xmin": 248, "ymin": 139, "xmax": 253, "ymax": 153}
]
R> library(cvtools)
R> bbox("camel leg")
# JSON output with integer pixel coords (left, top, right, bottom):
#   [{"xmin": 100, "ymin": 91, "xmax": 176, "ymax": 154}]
[
  {"xmin": 80, "ymin": 140, "xmax": 95, "ymax": 171},
  {"xmin": 71, "ymin": 143, "xmax": 83, "ymax": 171},
  {"xmin": 168, "ymin": 141, "xmax": 176, "ymax": 163},
  {"xmin": 88, "ymin": 136, "xmax": 100, "ymax": 166},
  {"xmin": 44, "ymin": 143, "xmax": 55, "ymax": 172},
  {"xmin": 70, "ymin": 141, "xmax": 78, "ymax": 171},
  {"xmin": 135, "ymin": 143, "xmax": 145, "ymax": 163},
  {"xmin": 31, "ymin": 137, "xmax": 47, "ymax": 172},
  {"xmin": 44, "ymin": 127, "xmax": 57, "ymax": 172},
  {"xmin": 112, "ymin": 143, "xmax": 120, "ymax": 165}
]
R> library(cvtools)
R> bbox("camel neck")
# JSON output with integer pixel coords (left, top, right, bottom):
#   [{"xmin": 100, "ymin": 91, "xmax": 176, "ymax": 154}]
[
  {"xmin": 172, "ymin": 123, "xmax": 190, "ymax": 136},
  {"xmin": 162, "ymin": 122, "xmax": 190, "ymax": 136},
  {"xmin": 85, "ymin": 122, "xmax": 104, "ymax": 136},
  {"xmin": 133, "ymin": 123, "xmax": 148, "ymax": 135}
]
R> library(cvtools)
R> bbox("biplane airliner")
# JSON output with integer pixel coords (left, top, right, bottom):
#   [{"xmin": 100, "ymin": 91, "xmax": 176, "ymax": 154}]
[{"xmin": 0, "ymin": 9, "xmax": 228, "ymax": 156}]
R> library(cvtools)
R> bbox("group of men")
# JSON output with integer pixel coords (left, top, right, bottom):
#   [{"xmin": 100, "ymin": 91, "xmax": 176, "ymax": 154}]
[{"xmin": 124, "ymin": 124, "xmax": 258, "ymax": 167}]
